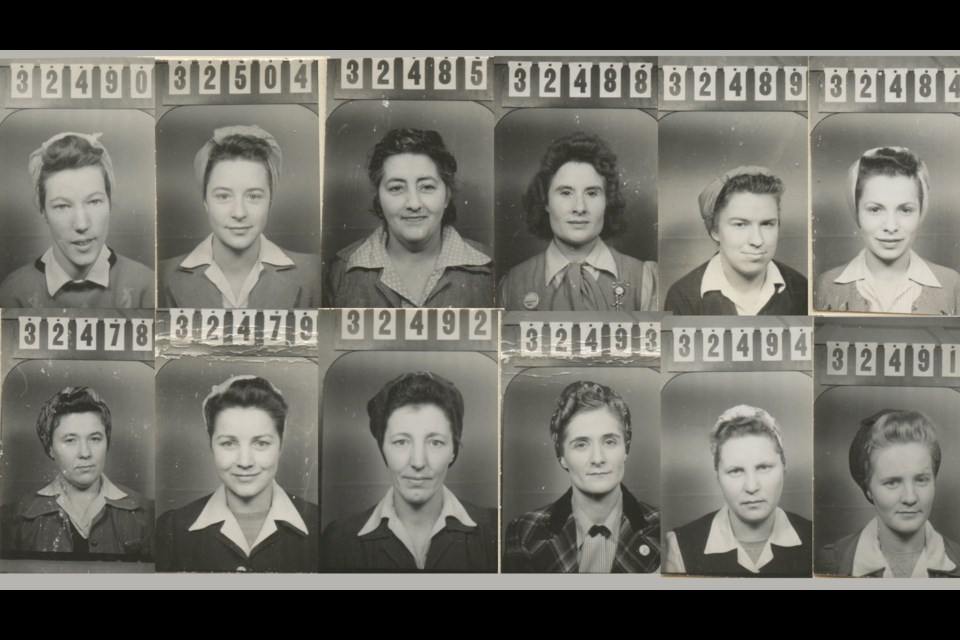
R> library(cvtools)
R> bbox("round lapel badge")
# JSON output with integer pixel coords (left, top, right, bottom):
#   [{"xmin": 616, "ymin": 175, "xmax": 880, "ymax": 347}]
[
  {"xmin": 638, "ymin": 544, "xmax": 650, "ymax": 557},
  {"xmin": 523, "ymin": 292, "xmax": 540, "ymax": 310}
]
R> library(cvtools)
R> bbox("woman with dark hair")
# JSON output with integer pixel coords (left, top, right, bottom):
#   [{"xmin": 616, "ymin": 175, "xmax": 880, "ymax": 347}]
[
  {"xmin": 0, "ymin": 132, "xmax": 154, "ymax": 309},
  {"xmin": 497, "ymin": 132, "xmax": 658, "ymax": 311},
  {"xmin": 664, "ymin": 166, "xmax": 807, "ymax": 316},
  {"xmin": 815, "ymin": 147, "xmax": 960, "ymax": 313},
  {"xmin": 0, "ymin": 387, "xmax": 154, "ymax": 556},
  {"xmin": 321, "ymin": 372, "xmax": 496, "ymax": 572},
  {"xmin": 158, "ymin": 125, "xmax": 320, "ymax": 309},
  {"xmin": 155, "ymin": 376, "xmax": 319, "ymax": 572},
  {"xmin": 817, "ymin": 410, "xmax": 960, "ymax": 578},
  {"xmin": 325, "ymin": 128, "xmax": 493, "ymax": 308},
  {"xmin": 663, "ymin": 405, "xmax": 812, "ymax": 577},
  {"xmin": 503, "ymin": 381, "xmax": 661, "ymax": 573}
]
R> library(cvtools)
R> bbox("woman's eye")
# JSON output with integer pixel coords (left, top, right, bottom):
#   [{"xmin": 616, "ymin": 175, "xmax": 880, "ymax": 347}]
[
  {"xmin": 392, "ymin": 439, "xmax": 409, "ymax": 447},
  {"xmin": 899, "ymin": 207, "xmax": 915, "ymax": 215},
  {"xmin": 883, "ymin": 480, "xmax": 899, "ymax": 488},
  {"xmin": 419, "ymin": 184, "xmax": 437, "ymax": 193},
  {"xmin": 916, "ymin": 476, "xmax": 930, "ymax": 485},
  {"xmin": 52, "ymin": 203, "xmax": 70, "ymax": 211},
  {"xmin": 429, "ymin": 439, "xmax": 446, "ymax": 447},
  {"xmin": 219, "ymin": 441, "xmax": 237, "ymax": 449},
  {"xmin": 215, "ymin": 193, "xmax": 231, "ymax": 201},
  {"xmin": 253, "ymin": 440, "xmax": 271, "ymax": 450},
  {"xmin": 387, "ymin": 185, "xmax": 404, "ymax": 194}
]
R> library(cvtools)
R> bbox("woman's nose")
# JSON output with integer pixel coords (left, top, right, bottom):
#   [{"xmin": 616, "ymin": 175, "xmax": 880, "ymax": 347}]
[
  {"xmin": 231, "ymin": 199, "xmax": 248, "ymax": 220},
  {"xmin": 589, "ymin": 444, "xmax": 606, "ymax": 465},
  {"xmin": 573, "ymin": 192, "xmax": 587, "ymax": 214},
  {"xmin": 406, "ymin": 189, "xmax": 422, "ymax": 211},
  {"xmin": 78, "ymin": 440, "xmax": 91, "ymax": 458},
  {"xmin": 237, "ymin": 445, "xmax": 254, "ymax": 467},
  {"xmin": 748, "ymin": 224, "xmax": 764, "ymax": 246},
  {"xmin": 73, "ymin": 206, "xmax": 91, "ymax": 231},
  {"xmin": 901, "ymin": 482, "xmax": 918, "ymax": 505},
  {"xmin": 409, "ymin": 443, "xmax": 426, "ymax": 470},
  {"xmin": 882, "ymin": 210, "xmax": 899, "ymax": 232},
  {"xmin": 744, "ymin": 471, "xmax": 761, "ymax": 493}
]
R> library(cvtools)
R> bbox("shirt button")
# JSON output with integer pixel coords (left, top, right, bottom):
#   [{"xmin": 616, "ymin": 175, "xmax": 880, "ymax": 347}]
[
  {"xmin": 90, "ymin": 539, "xmax": 98, "ymax": 548},
  {"xmin": 638, "ymin": 544, "xmax": 650, "ymax": 556},
  {"xmin": 236, "ymin": 566, "xmax": 248, "ymax": 572}
]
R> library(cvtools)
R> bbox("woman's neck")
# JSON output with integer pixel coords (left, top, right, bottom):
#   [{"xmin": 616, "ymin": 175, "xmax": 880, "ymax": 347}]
[
  {"xmin": 554, "ymin": 236, "xmax": 600, "ymax": 264},
  {"xmin": 52, "ymin": 247, "xmax": 96, "ymax": 281},
  {"xmin": 60, "ymin": 474, "xmax": 102, "ymax": 510},
  {"xmin": 727, "ymin": 508, "xmax": 776, "ymax": 543},
  {"xmin": 386, "ymin": 227, "xmax": 443, "ymax": 263},
  {"xmin": 393, "ymin": 486, "xmax": 445, "ymax": 530},
  {"xmin": 226, "ymin": 484, "xmax": 273, "ymax": 515},
  {"xmin": 864, "ymin": 249, "xmax": 911, "ymax": 279},
  {"xmin": 212, "ymin": 235, "xmax": 261, "ymax": 277},
  {"xmin": 719, "ymin": 254, "xmax": 767, "ymax": 292},
  {"xmin": 877, "ymin": 518, "xmax": 927, "ymax": 554},
  {"xmin": 571, "ymin": 483, "xmax": 621, "ymax": 526}
]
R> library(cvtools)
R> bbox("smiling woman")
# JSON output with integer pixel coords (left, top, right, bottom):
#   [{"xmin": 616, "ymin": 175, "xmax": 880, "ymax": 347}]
[
  {"xmin": 321, "ymin": 371, "xmax": 497, "ymax": 572},
  {"xmin": 0, "ymin": 132, "xmax": 154, "ymax": 309}
]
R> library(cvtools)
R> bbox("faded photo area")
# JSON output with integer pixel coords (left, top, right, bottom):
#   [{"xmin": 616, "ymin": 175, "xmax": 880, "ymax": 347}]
[
  {"xmin": 154, "ymin": 359, "xmax": 319, "ymax": 573},
  {"xmin": 661, "ymin": 371, "xmax": 813, "ymax": 577},
  {"xmin": 0, "ymin": 360, "xmax": 155, "ymax": 572},
  {"xmin": 501, "ymin": 367, "xmax": 660, "ymax": 573},
  {"xmin": 815, "ymin": 385, "xmax": 960, "ymax": 578}
]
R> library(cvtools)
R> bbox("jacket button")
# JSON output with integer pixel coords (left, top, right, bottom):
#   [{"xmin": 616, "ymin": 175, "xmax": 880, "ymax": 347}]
[
  {"xmin": 90, "ymin": 539, "xmax": 98, "ymax": 548},
  {"xmin": 638, "ymin": 544, "xmax": 650, "ymax": 556}
]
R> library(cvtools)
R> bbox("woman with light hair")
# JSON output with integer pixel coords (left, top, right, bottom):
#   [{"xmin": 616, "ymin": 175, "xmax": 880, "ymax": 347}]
[{"xmin": 663, "ymin": 405, "xmax": 812, "ymax": 577}]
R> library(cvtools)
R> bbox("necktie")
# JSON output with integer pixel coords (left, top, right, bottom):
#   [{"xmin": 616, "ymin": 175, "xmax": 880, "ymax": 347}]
[
  {"xmin": 566, "ymin": 262, "xmax": 601, "ymax": 311},
  {"xmin": 588, "ymin": 525, "xmax": 611, "ymax": 538}
]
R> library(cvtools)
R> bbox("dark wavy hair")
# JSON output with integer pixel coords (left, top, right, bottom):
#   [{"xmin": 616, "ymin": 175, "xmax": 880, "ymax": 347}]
[
  {"xmin": 203, "ymin": 134, "xmax": 277, "ymax": 196},
  {"xmin": 37, "ymin": 136, "xmax": 112, "ymax": 212},
  {"xmin": 36, "ymin": 386, "xmax": 112, "ymax": 458},
  {"xmin": 854, "ymin": 147, "xmax": 926, "ymax": 212},
  {"xmin": 367, "ymin": 128, "xmax": 458, "ymax": 227},
  {"xmin": 549, "ymin": 381, "xmax": 631, "ymax": 460},
  {"xmin": 524, "ymin": 132, "xmax": 626, "ymax": 240},
  {"xmin": 708, "ymin": 173, "xmax": 785, "ymax": 234},
  {"xmin": 367, "ymin": 371, "xmax": 464, "ymax": 466},
  {"xmin": 202, "ymin": 376, "xmax": 289, "ymax": 441}
]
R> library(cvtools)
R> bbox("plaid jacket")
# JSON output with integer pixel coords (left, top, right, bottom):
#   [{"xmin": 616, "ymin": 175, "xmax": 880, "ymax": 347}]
[{"xmin": 503, "ymin": 486, "xmax": 660, "ymax": 573}]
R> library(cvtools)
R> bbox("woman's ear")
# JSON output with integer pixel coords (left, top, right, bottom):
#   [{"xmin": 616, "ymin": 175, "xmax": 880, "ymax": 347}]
[{"xmin": 559, "ymin": 456, "xmax": 568, "ymax": 471}]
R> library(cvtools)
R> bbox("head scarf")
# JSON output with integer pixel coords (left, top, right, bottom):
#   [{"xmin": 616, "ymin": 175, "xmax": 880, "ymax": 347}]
[
  {"xmin": 193, "ymin": 124, "xmax": 283, "ymax": 196},
  {"xmin": 28, "ymin": 132, "xmax": 115, "ymax": 211},
  {"xmin": 697, "ymin": 165, "xmax": 775, "ymax": 233}
]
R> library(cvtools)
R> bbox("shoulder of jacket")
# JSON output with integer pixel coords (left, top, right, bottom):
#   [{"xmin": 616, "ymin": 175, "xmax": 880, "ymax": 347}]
[
  {"xmin": 157, "ymin": 494, "xmax": 214, "ymax": 530},
  {"xmin": 322, "ymin": 504, "xmax": 378, "ymax": 541}
]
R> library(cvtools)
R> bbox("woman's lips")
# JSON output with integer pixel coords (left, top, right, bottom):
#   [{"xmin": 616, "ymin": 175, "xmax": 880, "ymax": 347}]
[{"xmin": 71, "ymin": 238, "xmax": 97, "ymax": 250}]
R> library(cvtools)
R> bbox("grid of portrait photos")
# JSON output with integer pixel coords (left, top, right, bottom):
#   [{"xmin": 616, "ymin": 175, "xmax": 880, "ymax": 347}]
[{"xmin": 1, "ymin": 53, "xmax": 960, "ymax": 587}]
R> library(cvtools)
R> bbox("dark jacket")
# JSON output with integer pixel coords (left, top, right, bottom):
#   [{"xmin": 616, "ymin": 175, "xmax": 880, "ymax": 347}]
[
  {"xmin": 670, "ymin": 509, "xmax": 812, "ymax": 577},
  {"xmin": 0, "ymin": 483, "xmax": 154, "ymax": 557},
  {"xmin": 158, "ymin": 250, "xmax": 321, "ymax": 309},
  {"xmin": 816, "ymin": 528, "xmax": 960, "ymax": 578},
  {"xmin": 664, "ymin": 258, "xmax": 808, "ymax": 316},
  {"xmin": 321, "ymin": 499, "xmax": 497, "ymax": 573},
  {"xmin": 324, "ymin": 237, "xmax": 494, "ymax": 309},
  {"xmin": 503, "ymin": 486, "xmax": 661, "ymax": 573},
  {"xmin": 155, "ymin": 493, "xmax": 320, "ymax": 573}
]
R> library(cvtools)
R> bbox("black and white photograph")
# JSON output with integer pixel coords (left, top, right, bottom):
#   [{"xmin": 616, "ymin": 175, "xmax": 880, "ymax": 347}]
[
  {"xmin": 154, "ymin": 310, "xmax": 320, "ymax": 573},
  {"xmin": 660, "ymin": 316, "xmax": 813, "ymax": 577},
  {"xmin": 500, "ymin": 311, "xmax": 663, "ymax": 573},
  {"xmin": 814, "ymin": 318, "xmax": 960, "ymax": 577},
  {"xmin": 494, "ymin": 57, "xmax": 659, "ymax": 312},
  {"xmin": 658, "ymin": 57, "xmax": 809, "ymax": 316},
  {"xmin": 0, "ymin": 309, "xmax": 155, "ymax": 573},
  {"xmin": 319, "ymin": 308, "xmax": 499, "ymax": 572},
  {"xmin": 0, "ymin": 59, "xmax": 156, "ymax": 309},
  {"xmin": 811, "ymin": 58, "xmax": 960, "ymax": 315},
  {"xmin": 322, "ymin": 57, "xmax": 495, "ymax": 309},
  {"xmin": 155, "ymin": 59, "xmax": 322, "ymax": 310}
]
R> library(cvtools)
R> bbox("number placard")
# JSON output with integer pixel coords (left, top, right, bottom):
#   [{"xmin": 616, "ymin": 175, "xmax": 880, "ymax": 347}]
[
  {"xmin": 99, "ymin": 64, "xmax": 123, "ymax": 99},
  {"xmin": 639, "ymin": 322, "xmax": 660, "ymax": 355},
  {"xmin": 732, "ymin": 327, "xmax": 753, "ymax": 361},
  {"xmin": 629, "ymin": 62, "xmax": 652, "ymax": 98},
  {"xmin": 754, "ymin": 66, "xmax": 777, "ymax": 101},
  {"xmin": 539, "ymin": 61, "xmax": 562, "ymax": 98},
  {"xmin": 76, "ymin": 318, "xmax": 98, "ymax": 351},
  {"xmin": 945, "ymin": 69, "xmax": 960, "ymax": 103},
  {"xmin": 402, "ymin": 57, "xmax": 427, "ymax": 91},
  {"xmin": 372, "ymin": 58, "xmax": 395, "ymax": 90},
  {"xmin": 70, "ymin": 64, "xmax": 93, "ymax": 99},
  {"xmin": 825, "ymin": 68, "xmax": 847, "ymax": 103},
  {"xmin": 199, "ymin": 60, "xmax": 221, "ymax": 95},
  {"xmin": 40, "ymin": 64, "xmax": 64, "ymax": 99},
  {"xmin": 568, "ymin": 62, "xmax": 593, "ymax": 98},
  {"xmin": 915, "ymin": 68, "xmax": 938, "ymax": 103},
  {"xmin": 340, "ymin": 58, "xmax": 363, "ymax": 90},
  {"xmin": 943, "ymin": 344, "xmax": 960, "ymax": 377},
  {"xmin": 18, "ymin": 316, "xmax": 41, "ymax": 350},
  {"xmin": 102, "ymin": 318, "xmax": 124, "ymax": 351},
  {"xmin": 673, "ymin": 328, "xmax": 696, "ymax": 362},
  {"xmin": 724, "ymin": 66, "xmax": 747, "ymax": 101},
  {"xmin": 508, "ymin": 61, "xmax": 532, "ymax": 97},
  {"xmin": 437, "ymin": 309, "xmax": 460, "ymax": 341},
  {"xmin": 200, "ymin": 309, "xmax": 226, "ymax": 346},
  {"xmin": 228, "ymin": 61, "xmax": 252, "ymax": 95},
  {"xmin": 760, "ymin": 328, "xmax": 784, "ymax": 361},
  {"xmin": 374, "ymin": 309, "xmax": 397, "ymax": 340},
  {"xmin": 263, "ymin": 310, "xmax": 287, "ymax": 346},
  {"xmin": 855, "ymin": 342, "xmax": 878, "ymax": 376},
  {"xmin": 549, "ymin": 322, "xmax": 574, "ymax": 357},
  {"xmin": 791, "ymin": 327, "xmax": 812, "ymax": 361},
  {"xmin": 132, "ymin": 319, "xmax": 153, "ymax": 352},
  {"xmin": 885, "ymin": 68, "xmax": 907, "ymax": 103},
  {"xmin": 232, "ymin": 310, "xmax": 256, "ymax": 346},
  {"xmin": 433, "ymin": 57, "xmax": 456, "ymax": 90},
  {"xmin": 259, "ymin": 60, "xmax": 282, "ymax": 94},
  {"xmin": 884, "ymin": 342, "xmax": 906, "ymax": 377},
  {"xmin": 663, "ymin": 65, "xmax": 687, "ymax": 101},
  {"xmin": 785, "ymin": 66, "xmax": 807, "ymax": 101},
  {"xmin": 913, "ymin": 343, "xmax": 935, "ymax": 377},
  {"xmin": 520, "ymin": 321, "xmax": 543, "ymax": 356},
  {"xmin": 341, "ymin": 309, "xmax": 364, "ymax": 340},
  {"xmin": 579, "ymin": 322, "xmax": 603, "ymax": 356},
  {"xmin": 855, "ymin": 68, "xmax": 878, "ymax": 103},
  {"xmin": 702, "ymin": 327, "xmax": 724, "ymax": 362},
  {"xmin": 468, "ymin": 309, "xmax": 492, "ymax": 341},
  {"xmin": 405, "ymin": 309, "xmax": 428, "ymax": 340},
  {"xmin": 171, "ymin": 309, "xmax": 194, "ymax": 345},
  {"xmin": 599, "ymin": 62, "xmax": 621, "ymax": 98},
  {"xmin": 827, "ymin": 341, "xmax": 849, "ymax": 376},
  {"xmin": 11, "ymin": 64, "xmax": 35, "ymax": 99},
  {"xmin": 48, "ymin": 317, "xmax": 69, "ymax": 350},
  {"xmin": 694, "ymin": 65, "xmax": 717, "ymax": 101},
  {"xmin": 130, "ymin": 64, "xmax": 152, "ymax": 99},
  {"xmin": 294, "ymin": 310, "xmax": 317, "ymax": 346},
  {"xmin": 465, "ymin": 57, "xmax": 487, "ymax": 91},
  {"xmin": 609, "ymin": 322, "xmax": 633, "ymax": 356},
  {"xmin": 289, "ymin": 60, "xmax": 312, "ymax": 93}
]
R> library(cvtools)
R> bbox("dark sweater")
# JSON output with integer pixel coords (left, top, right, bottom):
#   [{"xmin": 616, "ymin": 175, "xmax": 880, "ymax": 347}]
[{"xmin": 664, "ymin": 258, "xmax": 808, "ymax": 316}]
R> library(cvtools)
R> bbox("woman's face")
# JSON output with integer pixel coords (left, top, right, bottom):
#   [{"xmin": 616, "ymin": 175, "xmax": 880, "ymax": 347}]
[
  {"xmin": 867, "ymin": 442, "xmax": 935, "ymax": 537},
  {"xmin": 204, "ymin": 159, "xmax": 271, "ymax": 253},
  {"xmin": 381, "ymin": 403, "xmax": 455, "ymax": 507},
  {"xmin": 709, "ymin": 192, "xmax": 780, "ymax": 280},
  {"xmin": 42, "ymin": 166, "xmax": 111, "ymax": 278},
  {"xmin": 547, "ymin": 162, "xmax": 606, "ymax": 250},
  {"xmin": 211, "ymin": 407, "xmax": 281, "ymax": 504},
  {"xmin": 560, "ymin": 407, "xmax": 627, "ymax": 498},
  {"xmin": 50, "ymin": 412, "xmax": 108, "ymax": 491},
  {"xmin": 378, "ymin": 153, "xmax": 449, "ymax": 247},
  {"xmin": 716, "ymin": 434, "xmax": 784, "ymax": 527},
  {"xmin": 857, "ymin": 175, "xmax": 922, "ymax": 265}
]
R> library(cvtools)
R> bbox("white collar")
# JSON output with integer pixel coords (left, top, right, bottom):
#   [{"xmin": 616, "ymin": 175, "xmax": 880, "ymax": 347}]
[
  {"xmin": 188, "ymin": 481, "xmax": 309, "ymax": 557},
  {"xmin": 700, "ymin": 253, "xmax": 786, "ymax": 315},
  {"xmin": 179, "ymin": 235, "xmax": 295, "ymax": 308},
  {"xmin": 40, "ymin": 245, "xmax": 111, "ymax": 296},
  {"xmin": 571, "ymin": 489, "xmax": 623, "ymax": 548},
  {"xmin": 703, "ymin": 505, "xmax": 803, "ymax": 573},
  {"xmin": 851, "ymin": 517, "xmax": 957, "ymax": 578},
  {"xmin": 835, "ymin": 250, "xmax": 941, "ymax": 288},
  {"xmin": 179, "ymin": 234, "xmax": 295, "ymax": 269},
  {"xmin": 37, "ymin": 473, "xmax": 127, "ymax": 539},
  {"xmin": 544, "ymin": 239, "xmax": 618, "ymax": 287}
]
